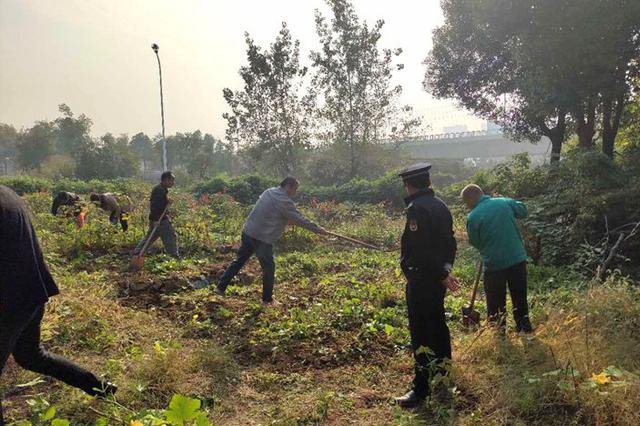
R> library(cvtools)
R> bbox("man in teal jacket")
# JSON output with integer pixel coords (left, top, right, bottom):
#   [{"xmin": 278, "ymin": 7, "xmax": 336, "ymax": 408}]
[{"xmin": 461, "ymin": 184, "xmax": 532, "ymax": 333}]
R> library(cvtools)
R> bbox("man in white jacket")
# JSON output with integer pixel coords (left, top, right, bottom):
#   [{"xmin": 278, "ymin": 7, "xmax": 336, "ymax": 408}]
[{"xmin": 214, "ymin": 177, "xmax": 328, "ymax": 303}]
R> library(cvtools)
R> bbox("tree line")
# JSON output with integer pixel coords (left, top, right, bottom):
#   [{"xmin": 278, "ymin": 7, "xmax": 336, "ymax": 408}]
[
  {"xmin": 2, "ymin": 0, "xmax": 637, "ymax": 183},
  {"xmin": 0, "ymin": 104, "xmax": 236, "ymax": 181}
]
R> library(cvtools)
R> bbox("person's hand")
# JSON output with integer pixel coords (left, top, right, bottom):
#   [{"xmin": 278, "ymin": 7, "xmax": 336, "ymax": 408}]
[
  {"xmin": 317, "ymin": 227, "xmax": 330, "ymax": 236},
  {"xmin": 442, "ymin": 275, "xmax": 461, "ymax": 295}
]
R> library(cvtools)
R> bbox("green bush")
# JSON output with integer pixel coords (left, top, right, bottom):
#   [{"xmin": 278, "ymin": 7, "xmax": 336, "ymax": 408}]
[{"xmin": 0, "ymin": 176, "xmax": 149, "ymax": 198}]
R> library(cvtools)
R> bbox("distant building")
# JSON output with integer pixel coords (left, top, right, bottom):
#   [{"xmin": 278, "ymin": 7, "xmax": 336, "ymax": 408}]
[
  {"xmin": 483, "ymin": 121, "xmax": 503, "ymax": 133},
  {"xmin": 443, "ymin": 124, "xmax": 468, "ymax": 134},
  {"xmin": 393, "ymin": 130, "xmax": 551, "ymax": 167}
]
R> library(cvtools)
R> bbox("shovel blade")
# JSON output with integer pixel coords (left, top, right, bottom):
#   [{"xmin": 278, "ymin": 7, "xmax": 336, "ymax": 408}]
[
  {"xmin": 126, "ymin": 255, "xmax": 144, "ymax": 272},
  {"xmin": 462, "ymin": 306, "xmax": 481, "ymax": 327}
]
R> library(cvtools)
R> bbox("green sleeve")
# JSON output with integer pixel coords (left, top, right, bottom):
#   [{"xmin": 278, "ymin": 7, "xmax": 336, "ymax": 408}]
[{"xmin": 507, "ymin": 198, "xmax": 528, "ymax": 219}]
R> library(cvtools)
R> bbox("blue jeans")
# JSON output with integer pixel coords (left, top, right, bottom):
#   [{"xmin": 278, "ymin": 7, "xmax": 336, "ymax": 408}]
[{"xmin": 217, "ymin": 232, "xmax": 275, "ymax": 302}]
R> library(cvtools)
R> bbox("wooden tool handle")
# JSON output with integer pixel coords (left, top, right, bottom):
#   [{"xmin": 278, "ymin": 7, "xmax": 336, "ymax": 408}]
[
  {"xmin": 139, "ymin": 206, "xmax": 168, "ymax": 256},
  {"xmin": 326, "ymin": 231, "xmax": 382, "ymax": 251},
  {"xmin": 469, "ymin": 260, "xmax": 483, "ymax": 309}
]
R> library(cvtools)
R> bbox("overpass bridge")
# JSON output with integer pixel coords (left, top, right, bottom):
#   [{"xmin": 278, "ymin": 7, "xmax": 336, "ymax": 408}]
[{"xmin": 395, "ymin": 129, "xmax": 551, "ymax": 165}]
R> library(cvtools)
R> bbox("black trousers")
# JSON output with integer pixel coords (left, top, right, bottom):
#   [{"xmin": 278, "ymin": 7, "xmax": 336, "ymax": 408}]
[
  {"xmin": 108, "ymin": 211, "xmax": 128, "ymax": 232},
  {"xmin": 405, "ymin": 274, "xmax": 451, "ymax": 397},
  {"xmin": 0, "ymin": 304, "xmax": 102, "ymax": 425},
  {"xmin": 483, "ymin": 261, "xmax": 531, "ymax": 331},
  {"xmin": 217, "ymin": 233, "xmax": 275, "ymax": 302}
]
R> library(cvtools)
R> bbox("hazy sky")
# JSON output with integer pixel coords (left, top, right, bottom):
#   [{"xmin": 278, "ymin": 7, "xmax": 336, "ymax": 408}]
[{"xmin": 0, "ymin": 0, "xmax": 483, "ymax": 139}]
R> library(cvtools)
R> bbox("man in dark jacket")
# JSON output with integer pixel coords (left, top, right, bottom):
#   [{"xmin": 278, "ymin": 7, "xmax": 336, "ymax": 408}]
[
  {"xmin": 394, "ymin": 163, "xmax": 460, "ymax": 408},
  {"xmin": 132, "ymin": 171, "xmax": 178, "ymax": 258},
  {"xmin": 0, "ymin": 185, "xmax": 116, "ymax": 424}
]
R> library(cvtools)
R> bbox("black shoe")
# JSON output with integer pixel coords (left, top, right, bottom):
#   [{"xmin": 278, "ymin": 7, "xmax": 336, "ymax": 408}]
[
  {"xmin": 213, "ymin": 286, "xmax": 225, "ymax": 296},
  {"xmin": 394, "ymin": 389, "xmax": 425, "ymax": 408},
  {"xmin": 90, "ymin": 381, "xmax": 118, "ymax": 398},
  {"xmin": 516, "ymin": 317, "xmax": 533, "ymax": 333}
]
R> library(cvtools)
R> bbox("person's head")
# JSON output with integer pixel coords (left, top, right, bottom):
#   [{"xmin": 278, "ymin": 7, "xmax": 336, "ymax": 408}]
[
  {"xmin": 161, "ymin": 171, "xmax": 175, "ymax": 188},
  {"xmin": 89, "ymin": 192, "xmax": 100, "ymax": 202},
  {"xmin": 280, "ymin": 176, "xmax": 299, "ymax": 198},
  {"xmin": 460, "ymin": 184, "xmax": 484, "ymax": 209},
  {"xmin": 403, "ymin": 173, "xmax": 431, "ymax": 195},
  {"xmin": 399, "ymin": 163, "xmax": 432, "ymax": 195}
]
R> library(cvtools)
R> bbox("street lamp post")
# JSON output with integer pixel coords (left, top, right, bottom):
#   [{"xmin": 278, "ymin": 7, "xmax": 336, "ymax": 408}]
[{"xmin": 152, "ymin": 43, "xmax": 168, "ymax": 171}]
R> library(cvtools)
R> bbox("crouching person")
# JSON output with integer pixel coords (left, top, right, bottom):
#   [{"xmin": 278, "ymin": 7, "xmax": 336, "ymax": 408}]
[
  {"xmin": 90, "ymin": 192, "xmax": 132, "ymax": 232},
  {"xmin": 1, "ymin": 185, "xmax": 116, "ymax": 425},
  {"xmin": 461, "ymin": 184, "xmax": 532, "ymax": 333}
]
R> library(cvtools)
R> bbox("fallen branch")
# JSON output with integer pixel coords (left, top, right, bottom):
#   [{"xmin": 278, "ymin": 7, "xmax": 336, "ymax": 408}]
[{"xmin": 595, "ymin": 220, "xmax": 640, "ymax": 282}]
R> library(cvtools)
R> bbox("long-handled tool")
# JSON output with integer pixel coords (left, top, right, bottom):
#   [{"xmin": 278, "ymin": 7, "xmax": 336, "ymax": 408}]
[
  {"xmin": 326, "ymin": 230, "xmax": 383, "ymax": 251},
  {"xmin": 127, "ymin": 206, "xmax": 168, "ymax": 272},
  {"xmin": 462, "ymin": 261, "xmax": 483, "ymax": 327}
]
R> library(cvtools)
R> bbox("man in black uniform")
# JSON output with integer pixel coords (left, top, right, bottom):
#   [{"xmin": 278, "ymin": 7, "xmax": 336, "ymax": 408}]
[
  {"xmin": 0, "ymin": 185, "xmax": 116, "ymax": 424},
  {"xmin": 394, "ymin": 163, "xmax": 460, "ymax": 408},
  {"xmin": 132, "ymin": 171, "xmax": 179, "ymax": 258}
]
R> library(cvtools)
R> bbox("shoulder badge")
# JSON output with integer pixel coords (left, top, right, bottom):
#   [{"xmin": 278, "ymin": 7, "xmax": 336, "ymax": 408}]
[{"xmin": 409, "ymin": 219, "xmax": 418, "ymax": 231}]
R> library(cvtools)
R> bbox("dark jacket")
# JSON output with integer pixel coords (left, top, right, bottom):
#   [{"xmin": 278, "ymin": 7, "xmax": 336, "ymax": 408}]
[
  {"xmin": 51, "ymin": 191, "xmax": 80, "ymax": 215},
  {"xmin": 401, "ymin": 188, "xmax": 457, "ymax": 280},
  {"xmin": 1, "ymin": 185, "xmax": 59, "ymax": 315},
  {"xmin": 149, "ymin": 184, "xmax": 169, "ymax": 222}
]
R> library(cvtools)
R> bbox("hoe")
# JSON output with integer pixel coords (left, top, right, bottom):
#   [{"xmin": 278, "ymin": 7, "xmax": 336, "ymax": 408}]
[
  {"xmin": 127, "ymin": 206, "xmax": 168, "ymax": 272},
  {"xmin": 462, "ymin": 261, "xmax": 483, "ymax": 327}
]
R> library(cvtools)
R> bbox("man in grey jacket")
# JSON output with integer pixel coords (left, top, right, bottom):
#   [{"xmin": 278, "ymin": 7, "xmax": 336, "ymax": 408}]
[{"xmin": 215, "ymin": 177, "xmax": 327, "ymax": 303}]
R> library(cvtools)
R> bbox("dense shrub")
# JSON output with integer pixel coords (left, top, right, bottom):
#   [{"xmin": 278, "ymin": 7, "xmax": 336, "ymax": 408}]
[
  {"xmin": 460, "ymin": 151, "xmax": 640, "ymax": 276},
  {"xmin": 193, "ymin": 174, "xmax": 279, "ymax": 204}
]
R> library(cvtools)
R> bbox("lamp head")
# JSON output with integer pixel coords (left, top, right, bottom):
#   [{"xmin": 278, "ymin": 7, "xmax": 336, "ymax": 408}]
[{"xmin": 151, "ymin": 43, "xmax": 159, "ymax": 53}]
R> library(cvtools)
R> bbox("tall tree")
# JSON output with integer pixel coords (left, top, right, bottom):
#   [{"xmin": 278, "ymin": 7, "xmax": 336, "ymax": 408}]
[
  {"xmin": 309, "ymin": 0, "xmax": 412, "ymax": 179},
  {"xmin": 54, "ymin": 103, "xmax": 93, "ymax": 159},
  {"xmin": 0, "ymin": 124, "xmax": 18, "ymax": 174},
  {"xmin": 130, "ymin": 132, "xmax": 154, "ymax": 171},
  {"xmin": 425, "ymin": 0, "xmax": 575, "ymax": 163},
  {"xmin": 425, "ymin": 0, "xmax": 640, "ymax": 162},
  {"xmin": 223, "ymin": 22, "xmax": 310, "ymax": 176},
  {"xmin": 16, "ymin": 121, "xmax": 55, "ymax": 170}
]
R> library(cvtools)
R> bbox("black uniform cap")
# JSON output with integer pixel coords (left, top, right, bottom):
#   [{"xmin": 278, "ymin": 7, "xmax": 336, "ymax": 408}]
[{"xmin": 398, "ymin": 163, "xmax": 432, "ymax": 180}]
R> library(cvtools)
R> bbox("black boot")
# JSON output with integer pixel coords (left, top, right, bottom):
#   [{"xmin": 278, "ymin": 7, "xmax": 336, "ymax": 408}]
[
  {"xmin": 394, "ymin": 389, "xmax": 425, "ymax": 408},
  {"xmin": 516, "ymin": 316, "xmax": 533, "ymax": 333}
]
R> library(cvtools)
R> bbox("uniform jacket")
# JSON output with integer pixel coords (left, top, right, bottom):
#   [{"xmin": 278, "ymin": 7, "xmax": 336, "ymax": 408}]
[
  {"xmin": 401, "ymin": 188, "xmax": 457, "ymax": 280},
  {"xmin": 243, "ymin": 187, "xmax": 321, "ymax": 244},
  {"xmin": 466, "ymin": 196, "xmax": 528, "ymax": 272},
  {"xmin": 0, "ymin": 185, "xmax": 59, "ymax": 315}
]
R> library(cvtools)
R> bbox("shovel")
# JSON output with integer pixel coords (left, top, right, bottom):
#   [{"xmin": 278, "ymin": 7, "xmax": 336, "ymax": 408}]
[
  {"xmin": 126, "ymin": 206, "xmax": 168, "ymax": 272},
  {"xmin": 462, "ymin": 261, "xmax": 483, "ymax": 328},
  {"xmin": 326, "ymin": 230, "xmax": 383, "ymax": 251}
]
